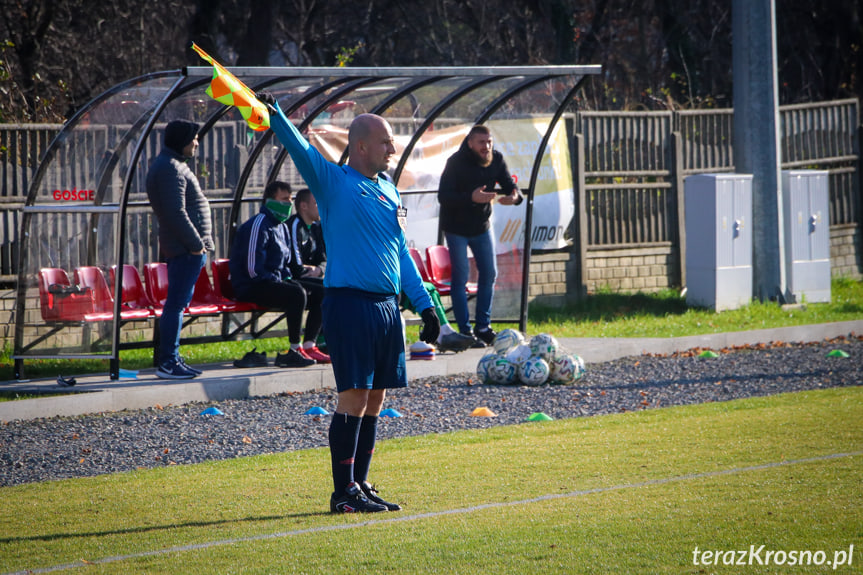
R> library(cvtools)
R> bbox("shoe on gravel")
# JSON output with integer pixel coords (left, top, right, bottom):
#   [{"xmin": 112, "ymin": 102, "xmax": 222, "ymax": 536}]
[
  {"xmin": 473, "ymin": 326, "xmax": 497, "ymax": 346},
  {"xmin": 179, "ymin": 357, "xmax": 202, "ymax": 375},
  {"xmin": 461, "ymin": 331, "xmax": 486, "ymax": 348},
  {"xmin": 436, "ymin": 332, "xmax": 476, "ymax": 353},
  {"xmin": 233, "ymin": 348, "xmax": 268, "ymax": 368},
  {"xmin": 360, "ymin": 481, "xmax": 402, "ymax": 511},
  {"xmin": 330, "ymin": 481, "xmax": 388, "ymax": 513},
  {"xmin": 156, "ymin": 360, "xmax": 197, "ymax": 379},
  {"xmin": 275, "ymin": 349, "xmax": 316, "ymax": 368}
]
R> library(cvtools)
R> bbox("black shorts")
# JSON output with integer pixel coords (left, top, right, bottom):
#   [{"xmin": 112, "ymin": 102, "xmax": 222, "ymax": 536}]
[{"xmin": 322, "ymin": 288, "xmax": 406, "ymax": 392}]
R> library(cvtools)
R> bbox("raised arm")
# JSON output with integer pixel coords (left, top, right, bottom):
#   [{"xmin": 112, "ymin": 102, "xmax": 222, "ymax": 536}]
[{"xmin": 266, "ymin": 100, "xmax": 332, "ymax": 196}]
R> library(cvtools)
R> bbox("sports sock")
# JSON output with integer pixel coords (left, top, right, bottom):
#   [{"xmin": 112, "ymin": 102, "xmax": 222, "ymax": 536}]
[
  {"xmin": 353, "ymin": 414, "xmax": 378, "ymax": 486},
  {"xmin": 329, "ymin": 413, "xmax": 362, "ymax": 495},
  {"xmin": 290, "ymin": 342, "xmax": 301, "ymax": 351},
  {"xmin": 438, "ymin": 323, "xmax": 455, "ymax": 337},
  {"xmin": 302, "ymin": 341, "xmax": 315, "ymax": 350}
]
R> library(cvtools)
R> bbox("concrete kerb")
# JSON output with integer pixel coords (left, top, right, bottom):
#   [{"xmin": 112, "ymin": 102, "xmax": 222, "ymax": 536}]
[
  {"xmin": 0, "ymin": 345, "xmax": 488, "ymax": 423},
  {"xmin": 1, "ymin": 320, "xmax": 860, "ymax": 423}
]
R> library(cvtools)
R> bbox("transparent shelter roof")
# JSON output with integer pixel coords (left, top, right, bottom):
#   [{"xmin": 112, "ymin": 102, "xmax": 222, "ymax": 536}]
[{"xmin": 13, "ymin": 64, "xmax": 600, "ymax": 379}]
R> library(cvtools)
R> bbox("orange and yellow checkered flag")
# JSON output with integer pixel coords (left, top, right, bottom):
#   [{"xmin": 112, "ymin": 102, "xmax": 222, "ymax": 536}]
[{"xmin": 191, "ymin": 42, "xmax": 270, "ymax": 132}]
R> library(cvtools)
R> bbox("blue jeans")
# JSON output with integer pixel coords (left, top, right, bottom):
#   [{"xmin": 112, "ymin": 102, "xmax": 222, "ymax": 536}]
[
  {"xmin": 159, "ymin": 252, "xmax": 206, "ymax": 364},
  {"xmin": 445, "ymin": 229, "xmax": 496, "ymax": 334}
]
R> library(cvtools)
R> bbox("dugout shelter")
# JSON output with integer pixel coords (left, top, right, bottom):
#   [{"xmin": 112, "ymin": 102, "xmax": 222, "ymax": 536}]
[{"xmin": 13, "ymin": 64, "xmax": 601, "ymax": 379}]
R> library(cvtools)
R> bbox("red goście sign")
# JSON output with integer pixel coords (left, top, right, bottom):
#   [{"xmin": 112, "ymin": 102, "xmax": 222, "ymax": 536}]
[{"xmin": 52, "ymin": 189, "xmax": 95, "ymax": 201}]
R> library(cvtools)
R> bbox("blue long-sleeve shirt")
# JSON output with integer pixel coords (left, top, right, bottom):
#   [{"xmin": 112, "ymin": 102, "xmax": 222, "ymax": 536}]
[{"xmin": 268, "ymin": 102, "xmax": 432, "ymax": 312}]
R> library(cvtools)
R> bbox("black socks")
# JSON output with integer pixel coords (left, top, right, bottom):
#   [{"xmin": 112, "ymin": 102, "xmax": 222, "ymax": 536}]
[
  {"xmin": 328, "ymin": 413, "xmax": 361, "ymax": 494},
  {"xmin": 353, "ymin": 415, "xmax": 379, "ymax": 486}
]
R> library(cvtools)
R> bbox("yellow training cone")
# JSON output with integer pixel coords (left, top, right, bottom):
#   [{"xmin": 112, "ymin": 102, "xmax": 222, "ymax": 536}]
[{"xmin": 470, "ymin": 407, "xmax": 497, "ymax": 417}]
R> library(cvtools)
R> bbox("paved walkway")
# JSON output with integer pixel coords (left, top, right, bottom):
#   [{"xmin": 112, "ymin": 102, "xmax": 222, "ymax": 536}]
[{"xmin": 2, "ymin": 320, "xmax": 861, "ymax": 422}]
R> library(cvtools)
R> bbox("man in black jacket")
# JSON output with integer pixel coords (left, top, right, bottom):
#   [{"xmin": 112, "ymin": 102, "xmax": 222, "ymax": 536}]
[
  {"xmin": 230, "ymin": 181, "xmax": 327, "ymax": 366},
  {"xmin": 145, "ymin": 120, "xmax": 214, "ymax": 379},
  {"xmin": 287, "ymin": 188, "xmax": 326, "ymax": 280},
  {"xmin": 438, "ymin": 125, "xmax": 522, "ymax": 346}
]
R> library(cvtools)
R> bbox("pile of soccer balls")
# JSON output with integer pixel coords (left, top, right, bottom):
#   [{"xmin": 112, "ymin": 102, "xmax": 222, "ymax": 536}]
[{"xmin": 476, "ymin": 329, "xmax": 586, "ymax": 386}]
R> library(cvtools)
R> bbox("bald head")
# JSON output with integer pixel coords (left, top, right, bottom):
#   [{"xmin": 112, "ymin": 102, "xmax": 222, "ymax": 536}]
[
  {"xmin": 348, "ymin": 114, "xmax": 383, "ymax": 146},
  {"xmin": 347, "ymin": 113, "xmax": 396, "ymax": 178}
]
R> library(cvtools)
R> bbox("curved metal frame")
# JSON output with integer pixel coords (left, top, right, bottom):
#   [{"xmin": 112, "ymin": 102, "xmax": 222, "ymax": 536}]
[
  {"xmin": 337, "ymin": 76, "xmax": 453, "ymax": 166},
  {"xmin": 13, "ymin": 70, "xmax": 186, "ymax": 378},
  {"xmin": 516, "ymin": 82, "xmax": 585, "ymax": 331},
  {"xmin": 12, "ymin": 65, "xmax": 600, "ymax": 379},
  {"xmin": 391, "ymin": 76, "xmax": 503, "ymax": 184}
]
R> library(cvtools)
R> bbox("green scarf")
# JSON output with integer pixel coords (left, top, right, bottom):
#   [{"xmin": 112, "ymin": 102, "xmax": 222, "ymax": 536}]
[{"xmin": 265, "ymin": 199, "xmax": 293, "ymax": 223}]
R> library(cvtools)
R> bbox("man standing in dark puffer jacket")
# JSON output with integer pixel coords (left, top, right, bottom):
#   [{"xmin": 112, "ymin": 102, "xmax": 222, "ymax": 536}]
[{"xmin": 146, "ymin": 120, "xmax": 214, "ymax": 379}]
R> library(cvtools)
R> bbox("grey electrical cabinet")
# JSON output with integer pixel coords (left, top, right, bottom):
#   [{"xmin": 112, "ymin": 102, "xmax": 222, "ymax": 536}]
[
  {"xmin": 684, "ymin": 174, "xmax": 753, "ymax": 311},
  {"xmin": 782, "ymin": 170, "xmax": 831, "ymax": 303}
]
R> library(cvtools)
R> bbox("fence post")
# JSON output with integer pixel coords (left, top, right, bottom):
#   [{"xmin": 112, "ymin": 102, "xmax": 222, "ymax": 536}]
[
  {"xmin": 857, "ymin": 123, "xmax": 863, "ymax": 260},
  {"xmin": 671, "ymin": 131, "xmax": 686, "ymax": 288},
  {"xmin": 573, "ymin": 132, "xmax": 588, "ymax": 297}
]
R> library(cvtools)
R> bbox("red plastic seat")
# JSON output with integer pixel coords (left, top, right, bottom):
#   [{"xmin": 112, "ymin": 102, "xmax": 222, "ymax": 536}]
[
  {"xmin": 186, "ymin": 267, "xmax": 225, "ymax": 314},
  {"xmin": 409, "ymin": 246, "xmax": 441, "ymax": 292},
  {"xmin": 143, "ymin": 262, "xmax": 220, "ymax": 316},
  {"xmin": 190, "ymin": 265, "xmax": 252, "ymax": 313},
  {"xmin": 38, "ymin": 268, "xmax": 95, "ymax": 322},
  {"xmin": 210, "ymin": 259, "xmax": 264, "ymax": 312},
  {"xmin": 75, "ymin": 266, "xmax": 151, "ymax": 321},
  {"xmin": 425, "ymin": 245, "xmax": 478, "ymax": 296},
  {"xmin": 143, "ymin": 262, "xmax": 169, "ymax": 312},
  {"xmin": 110, "ymin": 265, "xmax": 160, "ymax": 317}
]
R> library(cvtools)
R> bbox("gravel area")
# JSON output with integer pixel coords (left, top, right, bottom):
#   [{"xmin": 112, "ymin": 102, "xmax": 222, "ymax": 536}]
[{"xmin": 1, "ymin": 336, "xmax": 861, "ymax": 487}]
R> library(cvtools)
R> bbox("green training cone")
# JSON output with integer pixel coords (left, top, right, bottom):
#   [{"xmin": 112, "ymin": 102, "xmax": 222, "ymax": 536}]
[
  {"xmin": 698, "ymin": 350, "xmax": 720, "ymax": 358},
  {"xmin": 826, "ymin": 349, "xmax": 850, "ymax": 358},
  {"xmin": 527, "ymin": 412, "xmax": 553, "ymax": 422}
]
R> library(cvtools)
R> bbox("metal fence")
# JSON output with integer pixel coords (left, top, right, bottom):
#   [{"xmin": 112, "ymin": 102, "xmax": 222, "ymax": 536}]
[
  {"xmin": 0, "ymin": 125, "xmax": 61, "ymax": 277},
  {"xmin": 576, "ymin": 99, "xmax": 860, "ymax": 249},
  {"xmin": 1, "ymin": 99, "xmax": 859, "ymax": 282}
]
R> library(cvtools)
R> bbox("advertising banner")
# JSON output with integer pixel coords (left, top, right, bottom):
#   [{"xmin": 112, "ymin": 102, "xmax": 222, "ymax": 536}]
[{"xmin": 307, "ymin": 117, "xmax": 574, "ymax": 255}]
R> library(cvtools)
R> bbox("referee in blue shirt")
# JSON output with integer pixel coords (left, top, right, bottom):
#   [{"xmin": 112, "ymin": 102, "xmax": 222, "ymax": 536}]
[{"xmin": 259, "ymin": 93, "xmax": 439, "ymax": 513}]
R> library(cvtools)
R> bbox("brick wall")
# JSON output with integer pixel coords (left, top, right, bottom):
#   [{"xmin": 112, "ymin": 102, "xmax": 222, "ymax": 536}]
[
  {"xmin": 525, "ymin": 252, "xmax": 572, "ymax": 307},
  {"xmin": 584, "ymin": 244, "xmax": 678, "ymax": 294},
  {"xmin": 0, "ymin": 288, "xmax": 14, "ymax": 346},
  {"xmin": 831, "ymin": 224, "xmax": 863, "ymax": 279}
]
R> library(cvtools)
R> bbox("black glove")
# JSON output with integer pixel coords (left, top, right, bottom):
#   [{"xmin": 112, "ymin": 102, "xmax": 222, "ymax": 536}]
[
  {"xmin": 419, "ymin": 307, "xmax": 440, "ymax": 344},
  {"xmin": 255, "ymin": 91, "xmax": 277, "ymax": 113}
]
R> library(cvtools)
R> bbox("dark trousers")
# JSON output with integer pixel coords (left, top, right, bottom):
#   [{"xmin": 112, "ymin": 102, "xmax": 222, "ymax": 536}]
[
  {"xmin": 159, "ymin": 253, "xmax": 206, "ymax": 364},
  {"xmin": 240, "ymin": 278, "xmax": 323, "ymax": 344}
]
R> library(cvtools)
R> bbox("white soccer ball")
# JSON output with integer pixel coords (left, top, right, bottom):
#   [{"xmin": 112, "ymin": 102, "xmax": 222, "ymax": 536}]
[
  {"xmin": 487, "ymin": 356, "xmax": 518, "ymax": 385},
  {"xmin": 476, "ymin": 353, "xmax": 498, "ymax": 384},
  {"xmin": 505, "ymin": 343, "xmax": 532, "ymax": 366},
  {"xmin": 573, "ymin": 354, "xmax": 586, "ymax": 380},
  {"xmin": 518, "ymin": 355, "xmax": 550, "ymax": 386},
  {"xmin": 529, "ymin": 333, "xmax": 560, "ymax": 361},
  {"xmin": 550, "ymin": 352, "xmax": 584, "ymax": 384},
  {"xmin": 493, "ymin": 328, "xmax": 524, "ymax": 355}
]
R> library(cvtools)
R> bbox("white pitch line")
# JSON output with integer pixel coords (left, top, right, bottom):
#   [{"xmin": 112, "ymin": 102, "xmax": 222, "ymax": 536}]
[{"xmin": 7, "ymin": 450, "xmax": 861, "ymax": 575}]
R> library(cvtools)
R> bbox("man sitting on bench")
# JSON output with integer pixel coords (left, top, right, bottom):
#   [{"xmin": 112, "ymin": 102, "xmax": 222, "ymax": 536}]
[{"xmin": 229, "ymin": 181, "xmax": 330, "ymax": 367}]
